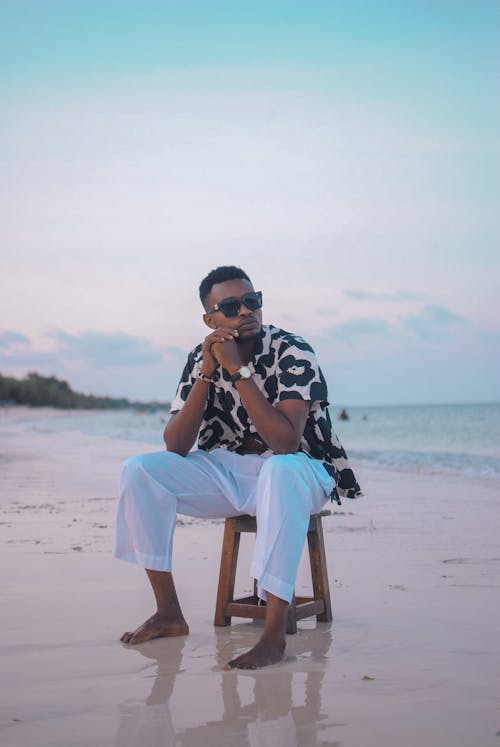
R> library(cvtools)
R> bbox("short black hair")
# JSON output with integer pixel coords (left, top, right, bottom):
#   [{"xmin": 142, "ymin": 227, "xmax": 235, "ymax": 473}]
[{"xmin": 199, "ymin": 266, "xmax": 252, "ymax": 307}]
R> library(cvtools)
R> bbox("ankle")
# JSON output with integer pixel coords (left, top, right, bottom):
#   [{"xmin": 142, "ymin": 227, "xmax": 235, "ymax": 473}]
[
  {"xmin": 261, "ymin": 630, "xmax": 286, "ymax": 648},
  {"xmin": 155, "ymin": 607, "xmax": 185, "ymax": 623}
]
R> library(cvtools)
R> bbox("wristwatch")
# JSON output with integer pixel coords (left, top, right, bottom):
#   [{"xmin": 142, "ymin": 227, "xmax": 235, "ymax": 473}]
[{"xmin": 230, "ymin": 366, "xmax": 252, "ymax": 383}]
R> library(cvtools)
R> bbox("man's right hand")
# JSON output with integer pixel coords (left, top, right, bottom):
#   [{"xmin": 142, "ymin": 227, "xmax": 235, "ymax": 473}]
[{"xmin": 201, "ymin": 327, "xmax": 240, "ymax": 377}]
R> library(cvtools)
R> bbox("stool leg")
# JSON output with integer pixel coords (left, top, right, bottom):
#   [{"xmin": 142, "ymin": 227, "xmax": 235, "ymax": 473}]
[
  {"xmin": 286, "ymin": 595, "xmax": 298, "ymax": 634},
  {"xmin": 307, "ymin": 515, "xmax": 333, "ymax": 623},
  {"xmin": 214, "ymin": 518, "xmax": 240, "ymax": 626}
]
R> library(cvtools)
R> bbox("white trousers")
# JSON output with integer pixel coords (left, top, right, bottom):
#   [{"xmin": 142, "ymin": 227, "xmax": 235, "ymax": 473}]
[{"xmin": 113, "ymin": 448, "xmax": 334, "ymax": 603}]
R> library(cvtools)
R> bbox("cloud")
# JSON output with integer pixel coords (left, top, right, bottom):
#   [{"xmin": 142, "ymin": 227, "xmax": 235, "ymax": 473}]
[
  {"xmin": 0, "ymin": 329, "xmax": 55, "ymax": 366},
  {"xmin": 0, "ymin": 328, "xmax": 172, "ymax": 369},
  {"xmin": 0, "ymin": 328, "xmax": 189, "ymax": 399},
  {"xmin": 0, "ymin": 350, "xmax": 61, "ymax": 367},
  {"xmin": 313, "ymin": 308, "xmax": 338, "ymax": 315},
  {"xmin": 0, "ymin": 330, "xmax": 30, "ymax": 348},
  {"xmin": 343, "ymin": 289, "xmax": 427, "ymax": 302},
  {"xmin": 401, "ymin": 305, "xmax": 467, "ymax": 339},
  {"xmin": 327, "ymin": 317, "xmax": 392, "ymax": 342},
  {"xmin": 49, "ymin": 330, "xmax": 166, "ymax": 366}
]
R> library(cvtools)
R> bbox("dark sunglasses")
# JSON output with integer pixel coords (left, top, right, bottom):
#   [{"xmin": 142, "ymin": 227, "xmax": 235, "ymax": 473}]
[{"xmin": 207, "ymin": 290, "xmax": 263, "ymax": 318}]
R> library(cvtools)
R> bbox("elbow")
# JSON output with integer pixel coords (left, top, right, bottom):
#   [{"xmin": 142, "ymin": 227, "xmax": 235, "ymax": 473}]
[
  {"xmin": 164, "ymin": 439, "xmax": 189, "ymax": 458},
  {"xmin": 273, "ymin": 446, "xmax": 300, "ymax": 456},
  {"xmin": 269, "ymin": 436, "xmax": 301, "ymax": 455},
  {"xmin": 267, "ymin": 412, "xmax": 303, "ymax": 454},
  {"xmin": 163, "ymin": 431, "xmax": 189, "ymax": 457},
  {"xmin": 168, "ymin": 447, "xmax": 189, "ymax": 457}
]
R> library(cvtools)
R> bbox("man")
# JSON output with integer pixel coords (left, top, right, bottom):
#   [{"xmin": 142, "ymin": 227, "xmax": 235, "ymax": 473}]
[{"xmin": 114, "ymin": 266, "xmax": 360, "ymax": 669}]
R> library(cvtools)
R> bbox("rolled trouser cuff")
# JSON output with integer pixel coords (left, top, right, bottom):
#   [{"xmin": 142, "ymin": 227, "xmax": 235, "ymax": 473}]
[{"xmin": 252, "ymin": 564, "xmax": 294, "ymax": 604}]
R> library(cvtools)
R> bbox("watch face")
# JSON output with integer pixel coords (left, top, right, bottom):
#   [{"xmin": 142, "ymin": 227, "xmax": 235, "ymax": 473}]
[{"xmin": 240, "ymin": 366, "xmax": 251, "ymax": 379}]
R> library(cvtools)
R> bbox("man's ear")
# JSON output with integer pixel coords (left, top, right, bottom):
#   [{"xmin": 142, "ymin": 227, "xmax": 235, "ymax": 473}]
[{"xmin": 203, "ymin": 313, "xmax": 216, "ymax": 329}]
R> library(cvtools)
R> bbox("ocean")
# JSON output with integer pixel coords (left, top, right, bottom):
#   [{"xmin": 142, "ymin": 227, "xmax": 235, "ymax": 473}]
[
  {"xmin": 333, "ymin": 402, "xmax": 500, "ymax": 480},
  {"xmin": 4, "ymin": 402, "xmax": 500, "ymax": 481}
]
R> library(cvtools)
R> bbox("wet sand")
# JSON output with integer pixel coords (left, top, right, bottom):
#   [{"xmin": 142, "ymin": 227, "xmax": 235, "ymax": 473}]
[{"xmin": 1, "ymin": 408, "xmax": 499, "ymax": 746}]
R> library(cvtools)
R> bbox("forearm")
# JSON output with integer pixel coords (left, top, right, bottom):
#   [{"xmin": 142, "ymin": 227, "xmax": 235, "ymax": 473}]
[
  {"xmin": 234, "ymin": 379, "xmax": 300, "ymax": 453},
  {"xmin": 163, "ymin": 380, "xmax": 210, "ymax": 455}
]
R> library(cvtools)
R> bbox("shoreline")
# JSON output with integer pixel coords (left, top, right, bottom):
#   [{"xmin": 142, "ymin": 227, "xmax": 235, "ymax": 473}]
[
  {"xmin": 1, "ymin": 409, "xmax": 499, "ymax": 746},
  {"xmin": 3, "ymin": 403, "xmax": 500, "ymax": 485}
]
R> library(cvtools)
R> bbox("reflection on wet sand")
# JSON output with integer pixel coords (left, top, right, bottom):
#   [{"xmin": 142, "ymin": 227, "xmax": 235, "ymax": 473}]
[
  {"xmin": 114, "ymin": 636, "xmax": 185, "ymax": 746},
  {"xmin": 114, "ymin": 624, "xmax": 335, "ymax": 746}
]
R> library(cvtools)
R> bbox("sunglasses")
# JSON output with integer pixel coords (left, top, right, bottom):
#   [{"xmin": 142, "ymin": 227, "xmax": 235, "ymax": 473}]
[{"xmin": 207, "ymin": 290, "xmax": 263, "ymax": 318}]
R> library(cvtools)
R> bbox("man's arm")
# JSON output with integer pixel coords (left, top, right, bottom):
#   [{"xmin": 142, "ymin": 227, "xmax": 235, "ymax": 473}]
[
  {"xmin": 236, "ymin": 381, "xmax": 310, "ymax": 453},
  {"xmin": 163, "ymin": 380, "xmax": 211, "ymax": 456},
  {"xmin": 163, "ymin": 326, "xmax": 239, "ymax": 456},
  {"xmin": 211, "ymin": 338, "xmax": 310, "ymax": 454}
]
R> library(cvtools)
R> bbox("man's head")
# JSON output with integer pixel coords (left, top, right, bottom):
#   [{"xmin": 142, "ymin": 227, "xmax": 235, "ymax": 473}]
[{"xmin": 199, "ymin": 265, "xmax": 263, "ymax": 342}]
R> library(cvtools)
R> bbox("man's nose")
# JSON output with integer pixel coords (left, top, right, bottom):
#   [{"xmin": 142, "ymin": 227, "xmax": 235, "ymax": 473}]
[{"xmin": 239, "ymin": 303, "xmax": 252, "ymax": 315}]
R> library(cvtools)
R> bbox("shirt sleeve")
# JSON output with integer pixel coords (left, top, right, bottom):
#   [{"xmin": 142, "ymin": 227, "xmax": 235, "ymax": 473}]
[
  {"xmin": 169, "ymin": 348, "xmax": 202, "ymax": 414},
  {"xmin": 276, "ymin": 336, "xmax": 328, "ymax": 404}
]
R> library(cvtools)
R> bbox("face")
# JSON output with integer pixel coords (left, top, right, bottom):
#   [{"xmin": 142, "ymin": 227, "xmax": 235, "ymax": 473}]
[{"xmin": 203, "ymin": 278, "xmax": 263, "ymax": 341}]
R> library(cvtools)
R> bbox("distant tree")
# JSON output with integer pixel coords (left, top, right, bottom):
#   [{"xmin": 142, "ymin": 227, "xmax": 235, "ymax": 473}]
[{"xmin": 0, "ymin": 372, "xmax": 169, "ymax": 411}]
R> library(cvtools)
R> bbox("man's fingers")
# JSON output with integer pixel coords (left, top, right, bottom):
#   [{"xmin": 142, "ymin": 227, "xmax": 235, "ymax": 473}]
[
  {"xmin": 208, "ymin": 331, "xmax": 238, "ymax": 343},
  {"xmin": 213, "ymin": 327, "xmax": 239, "ymax": 338}
]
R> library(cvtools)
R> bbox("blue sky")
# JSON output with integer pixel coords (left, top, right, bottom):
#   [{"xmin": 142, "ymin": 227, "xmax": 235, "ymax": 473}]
[{"xmin": 1, "ymin": 1, "xmax": 499, "ymax": 405}]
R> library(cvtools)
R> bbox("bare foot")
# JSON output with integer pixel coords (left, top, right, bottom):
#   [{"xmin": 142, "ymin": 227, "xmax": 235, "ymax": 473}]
[
  {"xmin": 121, "ymin": 612, "xmax": 189, "ymax": 645},
  {"xmin": 226, "ymin": 636, "xmax": 286, "ymax": 670}
]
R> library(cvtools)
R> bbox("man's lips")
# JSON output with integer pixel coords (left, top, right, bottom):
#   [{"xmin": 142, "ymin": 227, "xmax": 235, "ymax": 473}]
[{"xmin": 238, "ymin": 319, "xmax": 259, "ymax": 331}]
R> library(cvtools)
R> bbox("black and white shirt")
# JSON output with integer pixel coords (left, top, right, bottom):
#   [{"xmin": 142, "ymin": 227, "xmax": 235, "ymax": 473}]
[{"xmin": 170, "ymin": 324, "xmax": 361, "ymax": 503}]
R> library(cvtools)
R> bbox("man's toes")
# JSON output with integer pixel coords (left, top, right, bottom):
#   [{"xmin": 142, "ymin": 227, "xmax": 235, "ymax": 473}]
[
  {"xmin": 238, "ymin": 661, "xmax": 257, "ymax": 670},
  {"xmin": 227, "ymin": 655, "xmax": 253, "ymax": 670},
  {"xmin": 238, "ymin": 657, "xmax": 258, "ymax": 670},
  {"xmin": 127, "ymin": 628, "xmax": 155, "ymax": 645},
  {"xmin": 120, "ymin": 632, "xmax": 133, "ymax": 643}
]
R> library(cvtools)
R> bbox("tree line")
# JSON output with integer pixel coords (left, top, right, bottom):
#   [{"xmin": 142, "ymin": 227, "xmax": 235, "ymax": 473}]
[{"xmin": 0, "ymin": 372, "xmax": 169, "ymax": 411}]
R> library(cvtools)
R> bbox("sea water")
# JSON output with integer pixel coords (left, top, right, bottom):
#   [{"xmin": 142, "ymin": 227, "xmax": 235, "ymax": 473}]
[
  {"xmin": 5, "ymin": 402, "xmax": 500, "ymax": 480},
  {"xmin": 333, "ymin": 402, "xmax": 500, "ymax": 479}
]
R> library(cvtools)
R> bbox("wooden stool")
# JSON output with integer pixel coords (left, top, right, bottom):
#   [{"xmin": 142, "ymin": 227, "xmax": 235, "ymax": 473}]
[{"xmin": 214, "ymin": 510, "xmax": 332, "ymax": 634}]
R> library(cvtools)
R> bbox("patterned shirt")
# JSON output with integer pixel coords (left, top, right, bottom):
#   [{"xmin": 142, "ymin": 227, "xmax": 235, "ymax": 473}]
[{"xmin": 170, "ymin": 324, "xmax": 361, "ymax": 503}]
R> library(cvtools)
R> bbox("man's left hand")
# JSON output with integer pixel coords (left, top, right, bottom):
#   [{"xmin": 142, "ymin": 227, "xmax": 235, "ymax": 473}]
[{"xmin": 211, "ymin": 336, "xmax": 242, "ymax": 375}]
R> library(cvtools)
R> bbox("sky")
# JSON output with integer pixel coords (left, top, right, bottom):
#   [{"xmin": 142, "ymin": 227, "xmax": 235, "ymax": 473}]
[{"xmin": 1, "ymin": 0, "xmax": 499, "ymax": 406}]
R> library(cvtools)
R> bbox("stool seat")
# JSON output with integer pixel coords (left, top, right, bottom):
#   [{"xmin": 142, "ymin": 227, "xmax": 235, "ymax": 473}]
[{"xmin": 214, "ymin": 510, "xmax": 332, "ymax": 634}]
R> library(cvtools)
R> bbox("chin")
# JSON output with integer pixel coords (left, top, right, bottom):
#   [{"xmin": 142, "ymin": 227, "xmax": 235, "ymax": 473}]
[{"xmin": 236, "ymin": 329, "xmax": 260, "ymax": 344}]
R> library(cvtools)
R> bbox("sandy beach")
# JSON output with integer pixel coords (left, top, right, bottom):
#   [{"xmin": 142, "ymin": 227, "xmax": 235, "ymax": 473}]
[{"xmin": 1, "ymin": 408, "xmax": 499, "ymax": 746}]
